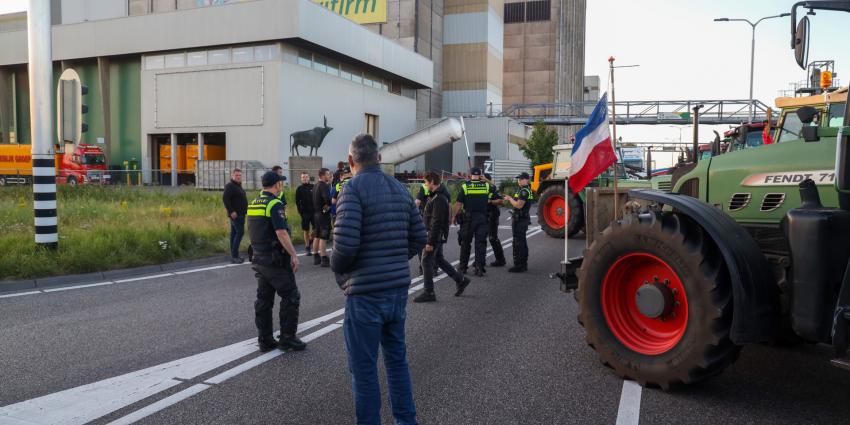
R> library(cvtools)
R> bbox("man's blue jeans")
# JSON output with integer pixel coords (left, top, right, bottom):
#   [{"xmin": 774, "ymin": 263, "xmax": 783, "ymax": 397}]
[
  {"xmin": 229, "ymin": 216, "xmax": 245, "ymax": 259},
  {"xmin": 344, "ymin": 287, "xmax": 417, "ymax": 425}
]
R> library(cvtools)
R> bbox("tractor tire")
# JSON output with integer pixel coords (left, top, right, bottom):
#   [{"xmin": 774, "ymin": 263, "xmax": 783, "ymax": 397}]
[
  {"xmin": 67, "ymin": 176, "xmax": 77, "ymax": 186},
  {"xmin": 537, "ymin": 184, "xmax": 583, "ymax": 239},
  {"xmin": 576, "ymin": 212, "xmax": 739, "ymax": 389}
]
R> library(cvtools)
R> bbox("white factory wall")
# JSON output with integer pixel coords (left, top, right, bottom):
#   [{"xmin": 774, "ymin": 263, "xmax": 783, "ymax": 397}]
[
  {"xmin": 278, "ymin": 60, "xmax": 418, "ymax": 169},
  {"xmin": 140, "ymin": 42, "xmax": 418, "ymax": 179},
  {"xmin": 140, "ymin": 48, "xmax": 283, "ymax": 180}
]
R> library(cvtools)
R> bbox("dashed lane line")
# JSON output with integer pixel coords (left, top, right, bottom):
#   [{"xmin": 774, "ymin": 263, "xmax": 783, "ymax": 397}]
[{"xmin": 615, "ymin": 380, "xmax": 642, "ymax": 425}]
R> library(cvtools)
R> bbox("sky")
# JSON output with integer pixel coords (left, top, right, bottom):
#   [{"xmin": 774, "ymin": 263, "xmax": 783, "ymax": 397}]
[
  {"xmin": 584, "ymin": 0, "xmax": 850, "ymax": 166},
  {"xmin": 0, "ymin": 0, "xmax": 26, "ymax": 14}
]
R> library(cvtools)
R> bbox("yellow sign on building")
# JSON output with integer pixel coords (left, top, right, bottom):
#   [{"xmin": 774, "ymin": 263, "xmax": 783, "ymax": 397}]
[{"xmin": 312, "ymin": 0, "xmax": 387, "ymax": 24}]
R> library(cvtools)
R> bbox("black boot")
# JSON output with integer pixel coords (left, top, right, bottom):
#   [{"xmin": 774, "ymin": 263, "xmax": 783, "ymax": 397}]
[
  {"xmin": 413, "ymin": 290, "xmax": 436, "ymax": 303},
  {"xmin": 508, "ymin": 264, "xmax": 527, "ymax": 273},
  {"xmin": 321, "ymin": 256, "xmax": 330, "ymax": 268},
  {"xmin": 489, "ymin": 260, "xmax": 506, "ymax": 267},
  {"xmin": 258, "ymin": 337, "xmax": 278, "ymax": 353},
  {"xmin": 454, "ymin": 276, "xmax": 471, "ymax": 296},
  {"xmin": 313, "ymin": 253, "xmax": 321, "ymax": 265},
  {"xmin": 458, "ymin": 265, "xmax": 468, "ymax": 275},
  {"xmin": 279, "ymin": 335, "xmax": 307, "ymax": 351},
  {"xmin": 473, "ymin": 266, "xmax": 486, "ymax": 277}
]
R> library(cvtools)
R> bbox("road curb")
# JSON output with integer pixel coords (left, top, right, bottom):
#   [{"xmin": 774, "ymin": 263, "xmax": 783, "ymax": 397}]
[{"xmin": 0, "ymin": 255, "xmax": 235, "ymax": 295}]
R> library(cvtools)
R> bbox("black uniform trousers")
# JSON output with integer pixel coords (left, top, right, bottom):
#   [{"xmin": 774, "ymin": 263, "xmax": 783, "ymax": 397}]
[
  {"xmin": 488, "ymin": 209, "xmax": 506, "ymax": 264},
  {"xmin": 459, "ymin": 212, "xmax": 489, "ymax": 270},
  {"xmin": 253, "ymin": 263, "xmax": 300, "ymax": 340},
  {"xmin": 423, "ymin": 242, "xmax": 464, "ymax": 292},
  {"xmin": 512, "ymin": 215, "xmax": 530, "ymax": 266}
]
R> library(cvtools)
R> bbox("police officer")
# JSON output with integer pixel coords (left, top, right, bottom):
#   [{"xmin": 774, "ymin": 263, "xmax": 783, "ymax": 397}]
[
  {"xmin": 415, "ymin": 181, "xmax": 431, "ymax": 275},
  {"xmin": 248, "ymin": 171, "xmax": 306, "ymax": 352},
  {"xmin": 330, "ymin": 166, "xmax": 352, "ymax": 221},
  {"xmin": 503, "ymin": 172, "xmax": 534, "ymax": 273},
  {"xmin": 453, "ymin": 167, "xmax": 491, "ymax": 276},
  {"xmin": 483, "ymin": 173, "xmax": 506, "ymax": 267}
]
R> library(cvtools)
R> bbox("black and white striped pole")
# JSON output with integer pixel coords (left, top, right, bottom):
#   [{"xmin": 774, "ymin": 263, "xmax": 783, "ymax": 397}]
[{"xmin": 27, "ymin": 0, "xmax": 58, "ymax": 248}]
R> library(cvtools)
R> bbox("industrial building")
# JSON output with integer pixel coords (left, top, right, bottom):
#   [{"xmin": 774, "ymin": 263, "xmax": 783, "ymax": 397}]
[
  {"xmin": 0, "ymin": 0, "xmax": 586, "ymax": 177},
  {"xmin": 0, "ymin": 0, "xmax": 431, "ymax": 182}
]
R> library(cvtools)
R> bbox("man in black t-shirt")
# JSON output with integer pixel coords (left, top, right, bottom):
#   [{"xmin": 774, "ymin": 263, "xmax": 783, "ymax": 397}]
[
  {"xmin": 312, "ymin": 168, "xmax": 333, "ymax": 267},
  {"xmin": 295, "ymin": 171, "xmax": 315, "ymax": 256}
]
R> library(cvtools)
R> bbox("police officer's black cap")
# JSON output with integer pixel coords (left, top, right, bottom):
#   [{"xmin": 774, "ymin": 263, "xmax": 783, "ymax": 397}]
[
  {"xmin": 516, "ymin": 172, "xmax": 531, "ymax": 180},
  {"xmin": 470, "ymin": 167, "xmax": 482, "ymax": 176},
  {"xmin": 262, "ymin": 171, "xmax": 286, "ymax": 187}
]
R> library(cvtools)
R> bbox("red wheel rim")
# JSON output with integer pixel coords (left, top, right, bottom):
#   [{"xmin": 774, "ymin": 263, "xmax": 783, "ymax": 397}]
[
  {"xmin": 544, "ymin": 194, "xmax": 565, "ymax": 229},
  {"xmin": 600, "ymin": 253, "xmax": 689, "ymax": 355}
]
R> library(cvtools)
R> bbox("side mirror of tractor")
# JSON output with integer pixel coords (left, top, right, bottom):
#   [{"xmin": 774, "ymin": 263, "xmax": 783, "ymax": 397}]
[{"xmin": 797, "ymin": 106, "xmax": 819, "ymax": 124}]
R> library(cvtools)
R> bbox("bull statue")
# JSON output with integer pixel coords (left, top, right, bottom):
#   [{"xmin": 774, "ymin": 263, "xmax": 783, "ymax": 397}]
[{"xmin": 290, "ymin": 116, "xmax": 333, "ymax": 157}]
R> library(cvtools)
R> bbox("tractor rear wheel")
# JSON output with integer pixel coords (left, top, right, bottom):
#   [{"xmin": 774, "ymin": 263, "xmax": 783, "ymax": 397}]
[
  {"xmin": 537, "ymin": 184, "xmax": 583, "ymax": 238},
  {"xmin": 576, "ymin": 212, "xmax": 739, "ymax": 389}
]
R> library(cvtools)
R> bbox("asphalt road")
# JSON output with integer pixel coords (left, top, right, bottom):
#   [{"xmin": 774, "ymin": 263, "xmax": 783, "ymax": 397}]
[{"xmin": 0, "ymin": 212, "xmax": 848, "ymax": 425}]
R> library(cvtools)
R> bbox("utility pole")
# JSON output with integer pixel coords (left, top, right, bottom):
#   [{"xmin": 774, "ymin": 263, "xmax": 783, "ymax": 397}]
[
  {"xmin": 28, "ymin": 0, "xmax": 58, "ymax": 248},
  {"xmin": 714, "ymin": 13, "xmax": 789, "ymax": 123}
]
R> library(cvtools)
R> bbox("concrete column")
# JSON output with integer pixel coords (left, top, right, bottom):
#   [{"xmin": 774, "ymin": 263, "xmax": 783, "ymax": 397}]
[
  {"xmin": 170, "ymin": 133, "xmax": 177, "ymax": 187},
  {"xmin": 197, "ymin": 132, "xmax": 204, "ymax": 163},
  {"xmin": 28, "ymin": 0, "xmax": 58, "ymax": 248}
]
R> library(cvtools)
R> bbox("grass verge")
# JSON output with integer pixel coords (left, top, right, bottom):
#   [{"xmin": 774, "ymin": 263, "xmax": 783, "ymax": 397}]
[{"xmin": 0, "ymin": 185, "xmax": 305, "ymax": 280}]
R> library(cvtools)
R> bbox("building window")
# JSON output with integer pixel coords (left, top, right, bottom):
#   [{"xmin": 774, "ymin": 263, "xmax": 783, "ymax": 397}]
[
  {"xmin": 474, "ymin": 142, "xmax": 491, "ymax": 153},
  {"xmin": 297, "ymin": 50, "xmax": 313, "ymax": 67},
  {"xmin": 232, "ymin": 46, "xmax": 255, "ymax": 63},
  {"xmin": 187, "ymin": 51, "xmax": 208, "ymax": 67},
  {"xmin": 504, "ymin": 2, "xmax": 525, "ymax": 23},
  {"xmin": 526, "ymin": 0, "xmax": 551, "ymax": 21},
  {"xmin": 145, "ymin": 55, "xmax": 165, "ymax": 70},
  {"xmin": 254, "ymin": 45, "xmax": 279, "ymax": 61},
  {"xmin": 165, "ymin": 53, "xmax": 186, "ymax": 68},
  {"xmin": 365, "ymin": 114, "xmax": 379, "ymax": 140},
  {"xmin": 208, "ymin": 49, "xmax": 231, "ymax": 65}
]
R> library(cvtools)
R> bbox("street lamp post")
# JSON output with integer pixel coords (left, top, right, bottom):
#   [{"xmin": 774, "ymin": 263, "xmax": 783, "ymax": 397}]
[
  {"xmin": 714, "ymin": 13, "xmax": 790, "ymax": 123},
  {"xmin": 667, "ymin": 125, "xmax": 683, "ymax": 145}
]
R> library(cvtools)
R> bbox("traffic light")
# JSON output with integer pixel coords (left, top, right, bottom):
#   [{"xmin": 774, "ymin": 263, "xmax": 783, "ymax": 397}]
[
  {"xmin": 57, "ymin": 69, "xmax": 87, "ymax": 144},
  {"xmin": 80, "ymin": 83, "xmax": 88, "ymax": 136}
]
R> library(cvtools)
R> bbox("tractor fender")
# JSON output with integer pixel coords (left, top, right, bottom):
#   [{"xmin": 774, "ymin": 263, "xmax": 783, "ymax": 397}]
[{"xmin": 629, "ymin": 189, "xmax": 779, "ymax": 344}]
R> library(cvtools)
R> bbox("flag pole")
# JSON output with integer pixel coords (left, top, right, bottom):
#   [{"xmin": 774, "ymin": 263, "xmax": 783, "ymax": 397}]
[
  {"xmin": 608, "ymin": 56, "xmax": 619, "ymax": 222},
  {"xmin": 564, "ymin": 172, "xmax": 570, "ymax": 265}
]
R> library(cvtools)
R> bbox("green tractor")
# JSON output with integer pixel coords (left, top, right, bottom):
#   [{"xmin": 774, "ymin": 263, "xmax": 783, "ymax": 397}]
[
  {"xmin": 562, "ymin": 0, "xmax": 850, "ymax": 389},
  {"xmin": 532, "ymin": 145, "xmax": 650, "ymax": 238}
]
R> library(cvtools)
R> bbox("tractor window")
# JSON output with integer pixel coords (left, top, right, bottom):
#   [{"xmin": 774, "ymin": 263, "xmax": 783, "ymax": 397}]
[
  {"xmin": 829, "ymin": 104, "xmax": 847, "ymax": 128},
  {"xmin": 777, "ymin": 112, "xmax": 804, "ymax": 143},
  {"xmin": 539, "ymin": 168, "xmax": 552, "ymax": 181},
  {"xmin": 81, "ymin": 154, "xmax": 105, "ymax": 165},
  {"xmin": 745, "ymin": 130, "xmax": 764, "ymax": 148}
]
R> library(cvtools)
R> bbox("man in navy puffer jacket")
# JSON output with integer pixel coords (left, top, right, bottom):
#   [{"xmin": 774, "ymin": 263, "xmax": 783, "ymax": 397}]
[{"xmin": 332, "ymin": 134, "xmax": 426, "ymax": 425}]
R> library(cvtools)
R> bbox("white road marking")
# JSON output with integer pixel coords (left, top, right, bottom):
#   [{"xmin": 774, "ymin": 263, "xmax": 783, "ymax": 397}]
[
  {"xmin": 0, "ymin": 291, "xmax": 41, "ymax": 299},
  {"xmin": 0, "ymin": 227, "xmax": 544, "ymax": 424},
  {"xmin": 113, "ymin": 273, "xmax": 174, "ymax": 284},
  {"xmin": 105, "ymin": 384, "xmax": 210, "ymax": 425},
  {"xmin": 42, "ymin": 282, "xmax": 114, "ymax": 292},
  {"xmin": 615, "ymin": 380, "xmax": 642, "ymax": 425}
]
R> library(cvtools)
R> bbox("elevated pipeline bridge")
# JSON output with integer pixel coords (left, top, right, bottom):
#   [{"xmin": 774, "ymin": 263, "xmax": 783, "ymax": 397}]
[{"xmin": 498, "ymin": 99, "xmax": 776, "ymax": 126}]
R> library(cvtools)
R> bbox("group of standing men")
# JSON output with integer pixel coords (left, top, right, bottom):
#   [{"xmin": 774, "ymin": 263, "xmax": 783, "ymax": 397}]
[
  {"xmin": 412, "ymin": 166, "xmax": 534, "ymax": 303},
  {"xmin": 223, "ymin": 146, "xmax": 535, "ymax": 425}
]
